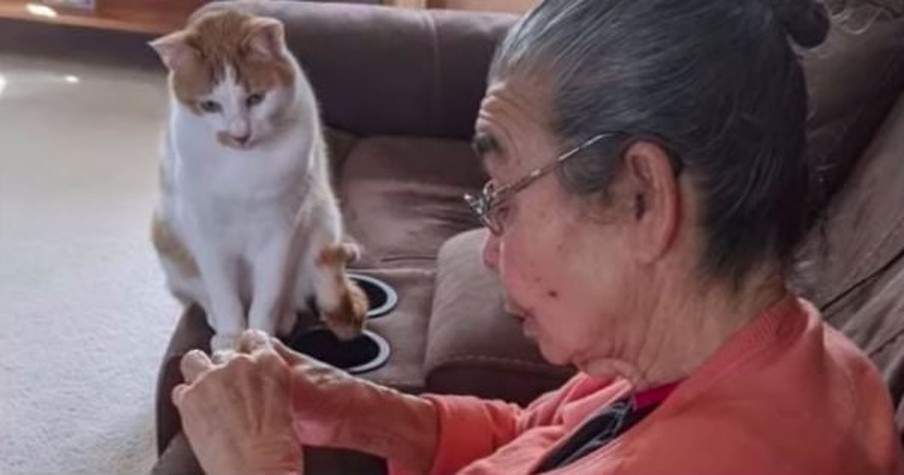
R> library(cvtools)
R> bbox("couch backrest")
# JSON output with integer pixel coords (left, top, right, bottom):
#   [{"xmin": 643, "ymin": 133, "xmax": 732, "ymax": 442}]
[
  {"xmin": 200, "ymin": 1, "xmax": 516, "ymax": 139},
  {"xmin": 803, "ymin": 0, "xmax": 904, "ymax": 217},
  {"xmin": 790, "ymin": 5, "xmax": 904, "ymax": 420}
]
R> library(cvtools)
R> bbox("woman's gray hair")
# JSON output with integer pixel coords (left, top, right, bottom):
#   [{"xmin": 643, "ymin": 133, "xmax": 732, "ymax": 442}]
[{"xmin": 490, "ymin": 0, "xmax": 830, "ymax": 284}]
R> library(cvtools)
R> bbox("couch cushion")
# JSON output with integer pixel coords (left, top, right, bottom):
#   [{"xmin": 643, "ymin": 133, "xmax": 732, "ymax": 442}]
[
  {"xmin": 343, "ymin": 268, "xmax": 438, "ymax": 394},
  {"xmin": 803, "ymin": 0, "xmax": 904, "ymax": 215},
  {"xmin": 339, "ymin": 137, "xmax": 486, "ymax": 268},
  {"xmin": 425, "ymin": 229, "xmax": 575, "ymax": 405}
]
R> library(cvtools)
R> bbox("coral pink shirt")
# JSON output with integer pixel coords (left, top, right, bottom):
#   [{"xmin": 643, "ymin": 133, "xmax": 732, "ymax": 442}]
[{"xmin": 390, "ymin": 296, "xmax": 904, "ymax": 474}]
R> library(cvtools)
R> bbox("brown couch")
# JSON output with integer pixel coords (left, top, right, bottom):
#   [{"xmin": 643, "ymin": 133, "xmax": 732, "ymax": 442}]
[{"xmin": 152, "ymin": 1, "xmax": 904, "ymax": 474}]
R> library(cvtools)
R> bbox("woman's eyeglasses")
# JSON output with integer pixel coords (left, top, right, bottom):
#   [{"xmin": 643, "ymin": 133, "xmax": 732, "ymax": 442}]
[{"xmin": 464, "ymin": 133, "xmax": 615, "ymax": 235}]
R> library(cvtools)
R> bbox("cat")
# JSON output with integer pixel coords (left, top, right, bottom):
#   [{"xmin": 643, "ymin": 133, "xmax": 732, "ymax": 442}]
[{"xmin": 149, "ymin": 9, "xmax": 368, "ymax": 352}]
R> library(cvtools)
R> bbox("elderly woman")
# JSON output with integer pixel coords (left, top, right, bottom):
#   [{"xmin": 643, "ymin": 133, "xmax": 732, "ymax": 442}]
[{"xmin": 172, "ymin": 0, "xmax": 903, "ymax": 473}]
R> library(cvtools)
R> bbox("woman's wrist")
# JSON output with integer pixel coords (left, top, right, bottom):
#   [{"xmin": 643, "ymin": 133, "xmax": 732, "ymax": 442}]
[
  {"xmin": 336, "ymin": 383, "xmax": 439, "ymax": 474},
  {"xmin": 287, "ymin": 369, "xmax": 438, "ymax": 474}
]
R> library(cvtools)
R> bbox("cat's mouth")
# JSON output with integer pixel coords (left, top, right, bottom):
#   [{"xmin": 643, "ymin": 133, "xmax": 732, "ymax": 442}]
[{"xmin": 217, "ymin": 132, "xmax": 256, "ymax": 150}]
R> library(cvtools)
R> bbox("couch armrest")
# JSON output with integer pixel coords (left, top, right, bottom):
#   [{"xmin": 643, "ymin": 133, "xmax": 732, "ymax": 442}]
[
  {"xmin": 196, "ymin": 1, "xmax": 517, "ymax": 140},
  {"xmin": 154, "ymin": 306, "xmax": 213, "ymax": 455},
  {"xmin": 425, "ymin": 229, "xmax": 574, "ymax": 405}
]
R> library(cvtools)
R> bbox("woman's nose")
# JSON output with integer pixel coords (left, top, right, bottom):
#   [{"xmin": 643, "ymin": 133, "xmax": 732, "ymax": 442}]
[{"xmin": 482, "ymin": 230, "xmax": 500, "ymax": 271}]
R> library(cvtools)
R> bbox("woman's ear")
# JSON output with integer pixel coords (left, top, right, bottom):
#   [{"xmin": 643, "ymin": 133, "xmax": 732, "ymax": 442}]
[{"xmin": 621, "ymin": 140, "xmax": 682, "ymax": 263}]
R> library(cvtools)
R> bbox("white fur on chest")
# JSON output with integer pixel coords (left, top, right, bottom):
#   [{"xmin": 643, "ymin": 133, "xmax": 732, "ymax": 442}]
[{"xmin": 165, "ymin": 105, "xmax": 315, "ymax": 254}]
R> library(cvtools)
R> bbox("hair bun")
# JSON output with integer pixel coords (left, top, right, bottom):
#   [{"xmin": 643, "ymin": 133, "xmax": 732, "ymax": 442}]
[{"xmin": 767, "ymin": 0, "xmax": 831, "ymax": 48}]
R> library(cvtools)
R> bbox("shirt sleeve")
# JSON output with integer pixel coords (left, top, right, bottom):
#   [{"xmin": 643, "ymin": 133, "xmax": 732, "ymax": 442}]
[
  {"xmin": 387, "ymin": 375, "xmax": 590, "ymax": 475},
  {"xmin": 387, "ymin": 394, "xmax": 523, "ymax": 475}
]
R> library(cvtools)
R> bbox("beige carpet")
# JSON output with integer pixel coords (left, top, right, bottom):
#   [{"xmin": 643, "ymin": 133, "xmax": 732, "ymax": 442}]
[{"xmin": 0, "ymin": 51, "xmax": 181, "ymax": 475}]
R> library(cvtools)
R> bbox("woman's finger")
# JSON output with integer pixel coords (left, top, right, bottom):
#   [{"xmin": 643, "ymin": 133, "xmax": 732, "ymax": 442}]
[
  {"xmin": 181, "ymin": 349, "xmax": 215, "ymax": 384},
  {"xmin": 171, "ymin": 383, "xmax": 190, "ymax": 408},
  {"xmin": 239, "ymin": 329, "xmax": 273, "ymax": 354}
]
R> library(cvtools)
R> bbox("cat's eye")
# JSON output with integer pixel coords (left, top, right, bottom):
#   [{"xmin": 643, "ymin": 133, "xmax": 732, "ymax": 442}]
[
  {"xmin": 198, "ymin": 100, "xmax": 221, "ymax": 114},
  {"xmin": 246, "ymin": 93, "xmax": 265, "ymax": 107}
]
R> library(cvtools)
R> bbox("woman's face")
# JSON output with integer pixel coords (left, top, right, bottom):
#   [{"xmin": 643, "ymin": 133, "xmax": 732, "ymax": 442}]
[{"xmin": 475, "ymin": 79, "xmax": 649, "ymax": 373}]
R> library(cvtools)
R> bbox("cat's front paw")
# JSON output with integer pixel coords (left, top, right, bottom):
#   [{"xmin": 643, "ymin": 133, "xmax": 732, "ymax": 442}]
[
  {"xmin": 210, "ymin": 333, "xmax": 242, "ymax": 352},
  {"xmin": 322, "ymin": 279, "xmax": 368, "ymax": 341},
  {"xmin": 340, "ymin": 242, "xmax": 362, "ymax": 264}
]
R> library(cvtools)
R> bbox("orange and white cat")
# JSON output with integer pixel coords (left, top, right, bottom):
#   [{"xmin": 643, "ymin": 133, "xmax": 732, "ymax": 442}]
[{"xmin": 150, "ymin": 9, "xmax": 367, "ymax": 351}]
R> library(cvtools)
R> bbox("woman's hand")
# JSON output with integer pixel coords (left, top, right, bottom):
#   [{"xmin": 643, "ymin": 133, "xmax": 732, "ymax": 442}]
[
  {"xmin": 265, "ymin": 334, "xmax": 440, "ymax": 474},
  {"xmin": 175, "ymin": 329, "xmax": 439, "ymax": 475},
  {"xmin": 172, "ymin": 331, "xmax": 302, "ymax": 475},
  {"xmin": 263, "ymin": 335, "xmax": 362, "ymax": 447}
]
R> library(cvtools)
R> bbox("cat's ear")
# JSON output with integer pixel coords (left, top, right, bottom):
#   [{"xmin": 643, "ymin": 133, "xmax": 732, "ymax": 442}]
[
  {"xmin": 245, "ymin": 17, "xmax": 287, "ymax": 60},
  {"xmin": 150, "ymin": 32, "xmax": 195, "ymax": 71}
]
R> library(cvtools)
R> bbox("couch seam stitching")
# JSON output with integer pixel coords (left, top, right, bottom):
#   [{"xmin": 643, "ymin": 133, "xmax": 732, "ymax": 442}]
[{"xmin": 869, "ymin": 326, "xmax": 904, "ymax": 358}]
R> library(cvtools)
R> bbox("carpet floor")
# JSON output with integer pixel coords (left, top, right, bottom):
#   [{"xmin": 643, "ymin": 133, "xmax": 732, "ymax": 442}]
[{"xmin": 0, "ymin": 51, "xmax": 181, "ymax": 475}]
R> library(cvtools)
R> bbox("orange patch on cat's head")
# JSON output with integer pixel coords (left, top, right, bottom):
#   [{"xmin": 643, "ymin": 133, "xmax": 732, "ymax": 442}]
[{"xmin": 150, "ymin": 10, "xmax": 294, "ymax": 112}]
